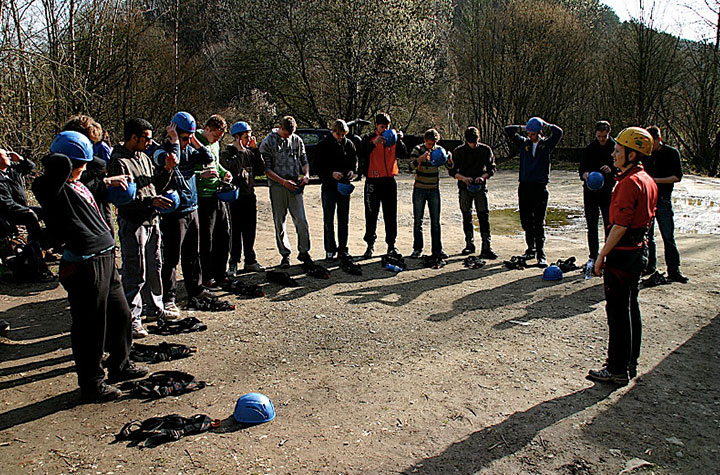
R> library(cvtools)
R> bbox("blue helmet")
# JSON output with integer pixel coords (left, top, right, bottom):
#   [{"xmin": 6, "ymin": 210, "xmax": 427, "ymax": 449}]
[
  {"xmin": 230, "ymin": 121, "xmax": 251, "ymax": 136},
  {"xmin": 107, "ymin": 181, "xmax": 137, "ymax": 206},
  {"xmin": 233, "ymin": 393, "xmax": 276, "ymax": 424},
  {"xmin": 50, "ymin": 131, "xmax": 93, "ymax": 162},
  {"xmin": 290, "ymin": 183, "xmax": 305, "ymax": 195},
  {"xmin": 542, "ymin": 265, "xmax": 563, "ymax": 281},
  {"xmin": 587, "ymin": 171, "xmax": 604, "ymax": 191},
  {"xmin": 467, "ymin": 183, "xmax": 483, "ymax": 193},
  {"xmin": 171, "ymin": 111, "xmax": 197, "ymax": 133},
  {"xmin": 381, "ymin": 129, "xmax": 397, "ymax": 147},
  {"xmin": 156, "ymin": 190, "xmax": 180, "ymax": 214},
  {"xmin": 337, "ymin": 182, "xmax": 355, "ymax": 196},
  {"xmin": 526, "ymin": 117, "xmax": 544, "ymax": 133},
  {"xmin": 216, "ymin": 183, "xmax": 240, "ymax": 202},
  {"xmin": 429, "ymin": 147, "xmax": 448, "ymax": 166}
]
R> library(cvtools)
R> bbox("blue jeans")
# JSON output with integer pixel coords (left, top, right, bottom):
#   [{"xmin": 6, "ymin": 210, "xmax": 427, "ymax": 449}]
[
  {"xmin": 412, "ymin": 188, "xmax": 442, "ymax": 255},
  {"xmin": 321, "ymin": 190, "xmax": 350, "ymax": 253},
  {"xmin": 647, "ymin": 196, "xmax": 681, "ymax": 273}
]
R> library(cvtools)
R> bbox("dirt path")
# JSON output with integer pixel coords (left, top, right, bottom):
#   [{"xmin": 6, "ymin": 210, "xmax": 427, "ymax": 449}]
[{"xmin": 1, "ymin": 170, "xmax": 718, "ymax": 474}]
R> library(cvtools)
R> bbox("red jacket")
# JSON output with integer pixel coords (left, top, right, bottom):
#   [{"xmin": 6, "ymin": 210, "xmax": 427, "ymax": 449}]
[{"xmin": 609, "ymin": 164, "xmax": 658, "ymax": 250}]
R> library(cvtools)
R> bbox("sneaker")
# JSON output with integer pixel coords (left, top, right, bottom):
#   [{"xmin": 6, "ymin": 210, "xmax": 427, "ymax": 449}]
[
  {"xmin": 298, "ymin": 252, "xmax": 313, "ymax": 264},
  {"xmin": 280, "ymin": 256, "xmax": 291, "ymax": 268},
  {"xmin": 587, "ymin": 367, "xmax": 629, "ymax": 385},
  {"xmin": 480, "ymin": 249, "xmax": 498, "ymax": 260},
  {"xmin": 227, "ymin": 262, "xmax": 238, "ymax": 276},
  {"xmin": 244, "ymin": 261, "xmax": 265, "ymax": 272},
  {"xmin": 668, "ymin": 271, "xmax": 689, "ymax": 283},
  {"xmin": 326, "ymin": 251, "xmax": 337, "ymax": 261},
  {"xmin": 338, "ymin": 251, "xmax": 351, "ymax": 260},
  {"xmin": 641, "ymin": 266, "xmax": 657, "ymax": 277},
  {"xmin": 132, "ymin": 322, "xmax": 149, "ymax": 339},
  {"xmin": 107, "ymin": 362, "xmax": 149, "ymax": 383},
  {"xmin": 387, "ymin": 247, "xmax": 402, "ymax": 258},
  {"xmin": 409, "ymin": 250, "xmax": 422, "ymax": 258},
  {"xmin": 163, "ymin": 301, "xmax": 181, "ymax": 319},
  {"xmin": 362, "ymin": 245, "xmax": 374, "ymax": 258},
  {"xmin": 523, "ymin": 249, "xmax": 536, "ymax": 260},
  {"xmin": 438, "ymin": 250, "xmax": 449, "ymax": 259},
  {"xmin": 80, "ymin": 382, "xmax": 121, "ymax": 403},
  {"xmin": 461, "ymin": 245, "xmax": 475, "ymax": 255},
  {"xmin": 537, "ymin": 257, "xmax": 548, "ymax": 268}
]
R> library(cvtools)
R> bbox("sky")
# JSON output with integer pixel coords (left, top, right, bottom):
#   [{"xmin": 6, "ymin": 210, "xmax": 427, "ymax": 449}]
[{"xmin": 600, "ymin": 0, "xmax": 718, "ymax": 41}]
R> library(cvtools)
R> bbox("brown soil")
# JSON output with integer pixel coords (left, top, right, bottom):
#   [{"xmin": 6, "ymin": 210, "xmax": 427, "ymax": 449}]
[{"xmin": 1, "ymin": 170, "xmax": 718, "ymax": 475}]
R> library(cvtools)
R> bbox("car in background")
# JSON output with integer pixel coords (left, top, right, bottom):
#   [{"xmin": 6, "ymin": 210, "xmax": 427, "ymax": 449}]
[{"xmin": 296, "ymin": 119, "xmax": 371, "ymax": 176}]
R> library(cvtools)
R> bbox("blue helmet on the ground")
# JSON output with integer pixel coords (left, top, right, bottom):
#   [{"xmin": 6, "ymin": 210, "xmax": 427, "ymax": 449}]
[
  {"xmin": 156, "ymin": 189, "xmax": 180, "ymax": 214},
  {"xmin": 526, "ymin": 117, "xmax": 544, "ymax": 133},
  {"xmin": 171, "ymin": 111, "xmax": 196, "ymax": 134},
  {"xmin": 233, "ymin": 393, "xmax": 276, "ymax": 424},
  {"xmin": 216, "ymin": 183, "xmax": 240, "ymax": 202},
  {"xmin": 542, "ymin": 265, "xmax": 563, "ymax": 281},
  {"xmin": 382, "ymin": 129, "xmax": 397, "ymax": 147},
  {"xmin": 587, "ymin": 171, "xmax": 604, "ymax": 191},
  {"xmin": 107, "ymin": 181, "xmax": 137, "ymax": 206},
  {"xmin": 50, "ymin": 131, "xmax": 94, "ymax": 162},
  {"xmin": 430, "ymin": 147, "xmax": 448, "ymax": 166},
  {"xmin": 231, "ymin": 121, "xmax": 251, "ymax": 136},
  {"xmin": 337, "ymin": 182, "xmax": 355, "ymax": 196}
]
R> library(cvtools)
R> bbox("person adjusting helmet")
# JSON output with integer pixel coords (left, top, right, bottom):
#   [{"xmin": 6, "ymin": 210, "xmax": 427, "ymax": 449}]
[
  {"xmin": 50, "ymin": 131, "xmax": 94, "ymax": 162},
  {"xmin": 171, "ymin": 112, "xmax": 197, "ymax": 134},
  {"xmin": 230, "ymin": 121, "xmax": 251, "ymax": 137},
  {"xmin": 233, "ymin": 392, "xmax": 276, "ymax": 424},
  {"xmin": 525, "ymin": 117, "xmax": 544, "ymax": 133}
]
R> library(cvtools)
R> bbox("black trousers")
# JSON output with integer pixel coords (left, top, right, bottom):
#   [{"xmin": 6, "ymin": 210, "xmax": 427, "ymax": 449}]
[
  {"xmin": 459, "ymin": 188, "xmax": 491, "ymax": 250},
  {"xmin": 59, "ymin": 252, "xmax": 131, "ymax": 391},
  {"xmin": 363, "ymin": 177, "xmax": 397, "ymax": 248},
  {"xmin": 229, "ymin": 194, "xmax": 258, "ymax": 265},
  {"xmin": 518, "ymin": 182, "xmax": 549, "ymax": 256},
  {"xmin": 198, "ymin": 197, "xmax": 230, "ymax": 282},
  {"xmin": 583, "ymin": 188, "xmax": 611, "ymax": 260},
  {"xmin": 160, "ymin": 210, "xmax": 202, "ymax": 303},
  {"xmin": 604, "ymin": 247, "xmax": 647, "ymax": 375}
]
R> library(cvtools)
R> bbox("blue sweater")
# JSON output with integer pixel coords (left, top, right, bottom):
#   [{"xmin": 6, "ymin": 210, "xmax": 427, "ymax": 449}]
[{"xmin": 505, "ymin": 124, "xmax": 563, "ymax": 184}]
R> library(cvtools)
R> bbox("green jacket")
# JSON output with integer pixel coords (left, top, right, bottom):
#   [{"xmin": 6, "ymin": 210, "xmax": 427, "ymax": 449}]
[{"xmin": 194, "ymin": 129, "xmax": 229, "ymax": 198}]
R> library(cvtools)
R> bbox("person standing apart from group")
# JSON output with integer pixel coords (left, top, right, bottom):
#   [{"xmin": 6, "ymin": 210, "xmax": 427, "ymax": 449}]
[
  {"xmin": 505, "ymin": 117, "xmax": 563, "ymax": 267},
  {"xmin": 588, "ymin": 127, "xmax": 658, "ymax": 385},
  {"xmin": 316, "ymin": 119, "xmax": 358, "ymax": 261},
  {"xmin": 450, "ymin": 126, "xmax": 497, "ymax": 259}
]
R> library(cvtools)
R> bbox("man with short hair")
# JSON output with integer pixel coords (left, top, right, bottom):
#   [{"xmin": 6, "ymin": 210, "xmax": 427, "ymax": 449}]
[
  {"xmin": 194, "ymin": 115, "xmax": 233, "ymax": 287},
  {"xmin": 644, "ymin": 126, "xmax": 688, "ymax": 283},
  {"xmin": 579, "ymin": 121, "xmax": 616, "ymax": 269},
  {"xmin": 260, "ymin": 115, "xmax": 312, "ymax": 268},
  {"xmin": 359, "ymin": 112, "xmax": 407, "ymax": 258},
  {"xmin": 450, "ymin": 127, "xmax": 497, "ymax": 259},
  {"xmin": 108, "ymin": 118, "xmax": 176, "ymax": 338},
  {"xmin": 0, "ymin": 148, "xmax": 45, "ymax": 247},
  {"xmin": 504, "ymin": 117, "xmax": 563, "ymax": 267}
]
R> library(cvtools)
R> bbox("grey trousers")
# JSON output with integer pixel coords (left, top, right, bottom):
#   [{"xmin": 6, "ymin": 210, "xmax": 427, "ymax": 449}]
[
  {"xmin": 118, "ymin": 217, "xmax": 163, "ymax": 325},
  {"xmin": 268, "ymin": 182, "xmax": 311, "ymax": 257}
]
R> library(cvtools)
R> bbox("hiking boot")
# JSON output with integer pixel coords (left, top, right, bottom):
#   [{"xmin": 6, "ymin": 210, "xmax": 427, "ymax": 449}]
[
  {"xmin": 132, "ymin": 322, "xmax": 149, "ymax": 339},
  {"xmin": 107, "ymin": 362, "xmax": 149, "ymax": 383},
  {"xmin": 164, "ymin": 301, "xmax": 181, "ymax": 319},
  {"xmin": 537, "ymin": 256, "xmax": 548, "ymax": 268},
  {"xmin": 461, "ymin": 245, "xmax": 475, "ymax": 255},
  {"xmin": 326, "ymin": 251, "xmax": 337, "ymax": 261},
  {"xmin": 641, "ymin": 266, "xmax": 657, "ymax": 277},
  {"xmin": 409, "ymin": 250, "xmax": 422, "ymax": 258},
  {"xmin": 438, "ymin": 250, "xmax": 449, "ymax": 259},
  {"xmin": 387, "ymin": 247, "xmax": 401, "ymax": 258},
  {"xmin": 362, "ymin": 245, "xmax": 374, "ymax": 259},
  {"xmin": 80, "ymin": 382, "xmax": 121, "ymax": 403},
  {"xmin": 480, "ymin": 249, "xmax": 498, "ymax": 260},
  {"xmin": 587, "ymin": 367, "xmax": 629, "ymax": 386},
  {"xmin": 280, "ymin": 256, "xmax": 291, "ymax": 268},
  {"xmin": 298, "ymin": 252, "xmax": 313, "ymax": 264},
  {"xmin": 668, "ymin": 271, "xmax": 689, "ymax": 283},
  {"xmin": 244, "ymin": 261, "xmax": 265, "ymax": 272},
  {"xmin": 338, "ymin": 251, "xmax": 351, "ymax": 260}
]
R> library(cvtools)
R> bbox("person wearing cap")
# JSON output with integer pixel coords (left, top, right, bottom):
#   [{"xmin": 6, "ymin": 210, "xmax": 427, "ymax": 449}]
[
  {"xmin": 153, "ymin": 112, "xmax": 214, "ymax": 315},
  {"xmin": 588, "ymin": 127, "xmax": 658, "ymax": 386},
  {"xmin": 504, "ymin": 117, "xmax": 563, "ymax": 267},
  {"xmin": 259, "ymin": 115, "xmax": 312, "ymax": 268},
  {"xmin": 316, "ymin": 119, "xmax": 358, "ymax": 261},
  {"xmin": 358, "ymin": 112, "xmax": 407, "ymax": 259},
  {"xmin": 579, "ymin": 120, "xmax": 616, "ymax": 270},
  {"xmin": 408, "ymin": 128, "xmax": 453, "ymax": 259},
  {"xmin": 449, "ymin": 127, "xmax": 497, "ymax": 259},
  {"xmin": 193, "ymin": 115, "xmax": 233, "ymax": 288},
  {"xmin": 644, "ymin": 126, "xmax": 688, "ymax": 283},
  {"xmin": 32, "ymin": 131, "xmax": 148, "ymax": 402},
  {"xmin": 220, "ymin": 121, "xmax": 267, "ymax": 274},
  {"xmin": 107, "ymin": 118, "xmax": 177, "ymax": 338}
]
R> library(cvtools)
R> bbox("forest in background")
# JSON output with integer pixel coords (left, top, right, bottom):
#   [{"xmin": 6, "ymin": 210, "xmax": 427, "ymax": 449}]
[{"xmin": 1, "ymin": 0, "xmax": 719, "ymax": 174}]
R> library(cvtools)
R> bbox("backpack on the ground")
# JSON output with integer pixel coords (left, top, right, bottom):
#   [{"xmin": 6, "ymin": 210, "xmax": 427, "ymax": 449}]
[{"xmin": 115, "ymin": 413, "xmax": 220, "ymax": 447}]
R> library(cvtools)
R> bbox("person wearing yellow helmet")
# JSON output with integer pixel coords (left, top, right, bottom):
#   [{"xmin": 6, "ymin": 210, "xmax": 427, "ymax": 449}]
[{"xmin": 588, "ymin": 126, "xmax": 658, "ymax": 385}]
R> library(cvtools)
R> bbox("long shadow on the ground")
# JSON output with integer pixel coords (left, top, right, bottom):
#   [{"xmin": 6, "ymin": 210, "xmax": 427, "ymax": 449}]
[
  {"xmin": 401, "ymin": 314, "xmax": 720, "ymax": 474},
  {"xmin": 0, "ymin": 389, "xmax": 79, "ymax": 432}
]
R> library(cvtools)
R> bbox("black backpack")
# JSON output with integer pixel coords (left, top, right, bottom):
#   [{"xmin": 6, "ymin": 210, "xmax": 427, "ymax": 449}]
[{"xmin": 115, "ymin": 414, "xmax": 220, "ymax": 447}]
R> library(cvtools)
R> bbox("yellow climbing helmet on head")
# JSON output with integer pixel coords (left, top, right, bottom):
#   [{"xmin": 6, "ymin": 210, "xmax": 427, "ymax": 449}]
[{"xmin": 615, "ymin": 127, "xmax": 653, "ymax": 157}]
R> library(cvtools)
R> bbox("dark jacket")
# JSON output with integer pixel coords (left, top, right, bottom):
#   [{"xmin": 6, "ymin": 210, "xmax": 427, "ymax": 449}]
[
  {"xmin": 449, "ymin": 143, "xmax": 496, "ymax": 191},
  {"xmin": 579, "ymin": 137, "xmax": 616, "ymax": 193},
  {"xmin": 153, "ymin": 140, "xmax": 213, "ymax": 215},
  {"xmin": 0, "ymin": 157, "xmax": 35, "ymax": 221},
  {"xmin": 32, "ymin": 154, "xmax": 115, "ymax": 256},
  {"xmin": 220, "ymin": 144, "xmax": 266, "ymax": 196},
  {"xmin": 316, "ymin": 135, "xmax": 358, "ymax": 192},
  {"xmin": 108, "ymin": 144, "xmax": 172, "ymax": 225},
  {"xmin": 358, "ymin": 132, "xmax": 407, "ymax": 178},
  {"xmin": 504, "ymin": 124, "xmax": 563, "ymax": 184},
  {"xmin": 644, "ymin": 143, "xmax": 683, "ymax": 199}
]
